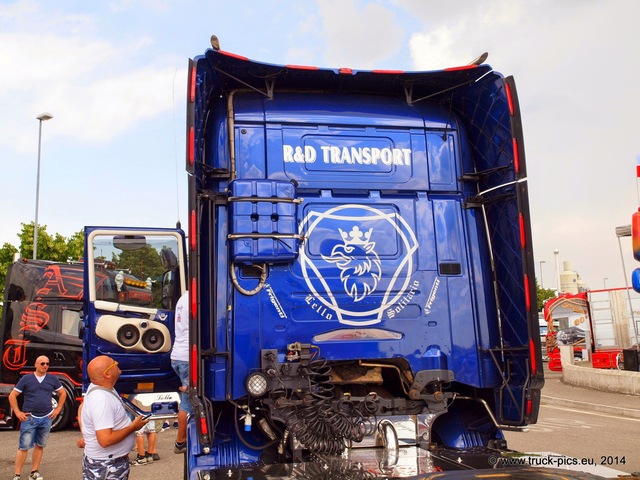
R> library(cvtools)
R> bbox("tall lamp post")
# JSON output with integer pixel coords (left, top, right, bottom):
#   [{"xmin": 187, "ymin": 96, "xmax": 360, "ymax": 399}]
[
  {"xmin": 33, "ymin": 112, "xmax": 53, "ymax": 259},
  {"xmin": 554, "ymin": 249, "xmax": 561, "ymax": 294},
  {"xmin": 539, "ymin": 260, "xmax": 546, "ymax": 289}
]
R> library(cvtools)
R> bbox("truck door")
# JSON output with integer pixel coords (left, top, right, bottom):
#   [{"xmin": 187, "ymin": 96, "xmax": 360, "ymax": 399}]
[{"xmin": 82, "ymin": 227, "xmax": 187, "ymax": 395}]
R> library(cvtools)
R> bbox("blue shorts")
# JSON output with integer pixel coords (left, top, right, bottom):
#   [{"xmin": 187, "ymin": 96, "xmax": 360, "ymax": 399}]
[
  {"xmin": 19, "ymin": 415, "xmax": 52, "ymax": 450},
  {"xmin": 171, "ymin": 360, "xmax": 193, "ymax": 415}
]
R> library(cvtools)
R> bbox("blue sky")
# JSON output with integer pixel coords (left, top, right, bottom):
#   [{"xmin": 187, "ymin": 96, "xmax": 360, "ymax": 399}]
[{"xmin": 1, "ymin": 0, "xmax": 639, "ymax": 292}]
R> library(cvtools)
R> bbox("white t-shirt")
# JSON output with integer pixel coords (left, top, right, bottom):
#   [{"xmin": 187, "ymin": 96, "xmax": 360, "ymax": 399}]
[
  {"xmin": 170, "ymin": 291, "xmax": 190, "ymax": 362},
  {"xmin": 81, "ymin": 385, "xmax": 134, "ymax": 459}
]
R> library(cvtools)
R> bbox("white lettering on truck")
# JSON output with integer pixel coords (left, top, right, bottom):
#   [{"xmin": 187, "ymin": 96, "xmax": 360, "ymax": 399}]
[{"xmin": 283, "ymin": 145, "xmax": 411, "ymax": 167}]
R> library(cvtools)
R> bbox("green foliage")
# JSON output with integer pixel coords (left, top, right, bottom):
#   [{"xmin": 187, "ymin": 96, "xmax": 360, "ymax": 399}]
[
  {"xmin": 0, "ymin": 242, "xmax": 19, "ymax": 300},
  {"xmin": 18, "ymin": 222, "xmax": 84, "ymax": 262},
  {"xmin": 536, "ymin": 278, "xmax": 556, "ymax": 311},
  {"xmin": 0, "ymin": 223, "xmax": 84, "ymax": 299}
]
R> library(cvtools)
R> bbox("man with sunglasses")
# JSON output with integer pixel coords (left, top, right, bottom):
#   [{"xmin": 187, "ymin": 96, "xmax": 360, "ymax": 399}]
[
  {"xmin": 9, "ymin": 355, "xmax": 66, "ymax": 480},
  {"xmin": 79, "ymin": 355, "xmax": 149, "ymax": 480}
]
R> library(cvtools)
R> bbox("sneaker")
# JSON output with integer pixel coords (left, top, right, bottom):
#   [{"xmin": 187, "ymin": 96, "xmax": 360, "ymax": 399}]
[
  {"xmin": 130, "ymin": 455, "xmax": 149, "ymax": 466},
  {"xmin": 152, "ymin": 453, "xmax": 161, "ymax": 461},
  {"xmin": 173, "ymin": 420, "xmax": 179, "ymax": 429},
  {"xmin": 13, "ymin": 475, "xmax": 20, "ymax": 480},
  {"xmin": 29, "ymin": 473, "xmax": 43, "ymax": 480},
  {"xmin": 174, "ymin": 441, "xmax": 186, "ymax": 454},
  {"xmin": 160, "ymin": 421, "xmax": 171, "ymax": 432},
  {"xmin": 144, "ymin": 452, "xmax": 154, "ymax": 463}
]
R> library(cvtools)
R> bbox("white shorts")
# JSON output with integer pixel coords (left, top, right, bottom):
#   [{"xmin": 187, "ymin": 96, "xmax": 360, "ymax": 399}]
[{"xmin": 135, "ymin": 420, "xmax": 156, "ymax": 436}]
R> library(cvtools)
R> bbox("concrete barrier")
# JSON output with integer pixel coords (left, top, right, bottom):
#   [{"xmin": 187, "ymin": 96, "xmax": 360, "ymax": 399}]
[{"xmin": 561, "ymin": 361, "xmax": 640, "ymax": 395}]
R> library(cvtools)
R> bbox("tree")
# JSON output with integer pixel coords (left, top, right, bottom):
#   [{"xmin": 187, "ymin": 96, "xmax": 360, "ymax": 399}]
[
  {"xmin": 536, "ymin": 278, "xmax": 556, "ymax": 311},
  {"xmin": 17, "ymin": 222, "xmax": 84, "ymax": 262},
  {"xmin": 0, "ymin": 242, "xmax": 19, "ymax": 299},
  {"xmin": 0, "ymin": 223, "xmax": 84, "ymax": 299}
]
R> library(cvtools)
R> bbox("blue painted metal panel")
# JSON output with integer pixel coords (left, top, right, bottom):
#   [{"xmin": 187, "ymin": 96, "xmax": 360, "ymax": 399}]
[{"xmin": 190, "ymin": 49, "xmax": 540, "ymax": 429}]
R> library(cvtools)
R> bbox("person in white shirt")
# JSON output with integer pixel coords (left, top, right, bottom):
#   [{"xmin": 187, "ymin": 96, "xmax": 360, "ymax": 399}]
[
  {"xmin": 79, "ymin": 355, "xmax": 148, "ymax": 480},
  {"xmin": 170, "ymin": 291, "xmax": 192, "ymax": 453}
]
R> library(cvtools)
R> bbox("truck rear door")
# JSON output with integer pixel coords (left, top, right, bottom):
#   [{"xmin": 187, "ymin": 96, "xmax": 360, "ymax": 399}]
[{"xmin": 82, "ymin": 227, "xmax": 187, "ymax": 395}]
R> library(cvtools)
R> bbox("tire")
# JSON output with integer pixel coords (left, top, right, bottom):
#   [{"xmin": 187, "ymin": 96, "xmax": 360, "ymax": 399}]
[{"xmin": 50, "ymin": 388, "xmax": 74, "ymax": 432}]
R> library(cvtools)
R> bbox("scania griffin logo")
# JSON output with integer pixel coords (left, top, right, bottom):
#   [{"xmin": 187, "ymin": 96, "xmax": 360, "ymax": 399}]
[{"xmin": 299, "ymin": 204, "xmax": 418, "ymax": 326}]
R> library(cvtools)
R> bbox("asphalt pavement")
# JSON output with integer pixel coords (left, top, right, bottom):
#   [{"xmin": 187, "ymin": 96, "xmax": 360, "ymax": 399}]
[
  {"xmin": 2, "ymin": 364, "xmax": 640, "ymax": 479},
  {"xmin": 541, "ymin": 363, "xmax": 640, "ymax": 419}
]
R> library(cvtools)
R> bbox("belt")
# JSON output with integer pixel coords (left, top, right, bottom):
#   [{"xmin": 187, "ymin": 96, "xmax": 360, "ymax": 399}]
[{"xmin": 107, "ymin": 454, "xmax": 129, "ymax": 461}]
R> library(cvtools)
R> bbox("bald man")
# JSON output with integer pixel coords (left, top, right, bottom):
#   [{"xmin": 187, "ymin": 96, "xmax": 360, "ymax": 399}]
[
  {"xmin": 9, "ymin": 355, "xmax": 66, "ymax": 480},
  {"xmin": 80, "ymin": 356, "xmax": 148, "ymax": 480}
]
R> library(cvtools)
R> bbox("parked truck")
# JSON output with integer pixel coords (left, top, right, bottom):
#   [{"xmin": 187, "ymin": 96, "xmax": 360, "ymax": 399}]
[
  {"xmin": 0, "ymin": 227, "xmax": 187, "ymax": 430},
  {"xmin": 176, "ymin": 44, "xmax": 541, "ymax": 477},
  {"xmin": 544, "ymin": 288, "xmax": 640, "ymax": 371}
]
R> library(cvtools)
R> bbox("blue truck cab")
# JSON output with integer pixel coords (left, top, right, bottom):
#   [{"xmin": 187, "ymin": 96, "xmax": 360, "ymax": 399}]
[{"xmin": 178, "ymin": 44, "xmax": 543, "ymax": 478}]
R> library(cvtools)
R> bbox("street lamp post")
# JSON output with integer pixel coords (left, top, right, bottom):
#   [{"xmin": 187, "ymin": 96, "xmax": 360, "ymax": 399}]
[
  {"xmin": 603, "ymin": 277, "xmax": 608, "ymax": 289},
  {"xmin": 539, "ymin": 260, "xmax": 546, "ymax": 289},
  {"xmin": 33, "ymin": 112, "xmax": 53, "ymax": 259},
  {"xmin": 554, "ymin": 249, "xmax": 561, "ymax": 293}
]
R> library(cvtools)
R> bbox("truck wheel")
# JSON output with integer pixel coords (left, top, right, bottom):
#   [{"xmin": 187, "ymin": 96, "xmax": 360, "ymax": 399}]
[{"xmin": 50, "ymin": 389, "xmax": 73, "ymax": 432}]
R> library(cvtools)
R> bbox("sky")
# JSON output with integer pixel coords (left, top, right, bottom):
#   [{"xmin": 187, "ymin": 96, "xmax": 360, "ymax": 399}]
[{"xmin": 1, "ymin": 0, "xmax": 639, "ymax": 294}]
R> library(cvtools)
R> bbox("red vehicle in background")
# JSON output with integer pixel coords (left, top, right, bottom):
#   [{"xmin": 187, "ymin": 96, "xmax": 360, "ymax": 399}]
[{"xmin": 544, "ymin": 288, "xmax": 640, "ymax": 371}]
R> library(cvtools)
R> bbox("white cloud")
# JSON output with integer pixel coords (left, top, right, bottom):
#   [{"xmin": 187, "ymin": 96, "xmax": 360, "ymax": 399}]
[
  {"xmin": 401, "ymin": 0, "xmax": 640, "ymax": 289},
  {"xmin": 0, "ymin": 7, "xmax": 181, "ymax": 155},
  {"xmin": 317, "ymin": 0, "xmax": 405, "ymax": 69}
]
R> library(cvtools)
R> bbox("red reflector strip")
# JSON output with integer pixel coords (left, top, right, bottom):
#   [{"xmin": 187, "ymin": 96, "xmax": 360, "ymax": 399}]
[
  {"xmin": 505, "ymin": 82, "xmax": 514, "ymax": 116},
  {"xmin": 188, "ymin": 127, "xmax": 195, "ymax": 167},
  {"xmin": 524, "ymin": 273, "xmax": 531, "ymax": 311},
  {"xmin": 285, "ymin": 64, "xmax": 319, "ymax": 70},
  {"xmin": 189, "ymin": 66, "xmax": 196, "ymax": 103},
  {"xmin": 529, "ymin": 338, "xmax": 537, "ymax": 374},
  {"xmin": 371, "ymin": 69, "xmax": 405, "ymax": 74},
  {"xmin": 220, "ymin": 50, "xmax": 249, "ymax": 61},
  {"xmin": 512, "ymin": 137, "xmax": 519, "ymax": 173},
  {"xmin": 190, "ymin": 278, "xmax": 197, "ymax": 320},
  {"xmin": 519, "ymin": 213, "xmax": 525, "ymax": 250},
  {"xmin": 190, "ymin": 344, "xmax": 198, "ymax": 387},
  {"xmin": 199, "ymin": 416, "xmax": 208, "ymax": 435},
  {"xmin": 443, "ymin": 64, "xmax": 477, "ymax": 72},
  {"xmin": 338, "ymin": 68, "xmax": 353, "ymax": 74},
  {"xmin": 526, "ymin": 398, "xmax": 532, "ymax": 416},
  {"xmin": 190, "ymin": 210, "xmax": 197, "ymax": 252}
]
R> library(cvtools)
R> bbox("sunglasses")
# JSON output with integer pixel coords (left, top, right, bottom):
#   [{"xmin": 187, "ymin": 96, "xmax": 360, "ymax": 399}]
[
  {"xmin": 40, "ymin": 362, "xmax": 49, "ymax": 366},
  {"xmin": 102, "ymin": 360, "xmax": 119, "ymax": 376}
]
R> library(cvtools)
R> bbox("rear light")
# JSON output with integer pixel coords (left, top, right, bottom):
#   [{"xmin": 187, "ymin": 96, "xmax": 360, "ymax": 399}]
[
  {"xmin": 190, "ymin": 278, "xmax": 197, "ymax": 320},
  {"xmin": 189, "ymin": 65, "xmax": 196, "ymax": 103},
  {"xmin": 524, "ymin": 273, "xmax": 531, "ymax": 311},
  {"xmin": 519, "ymin": 213, "xmax": 526, "ymax": 250},
  {"xmin": 190, "ymin": 210, "xmax": 197, "ymax": 252},
  {"xmin": 443, "ymin": 64, "xmax": 477, "ymax": 72},
  {"xmin": 529, "ymin": 338, "xmax": 537, "ymax": 373},
  {"xmin": 338, "ymin": 68, "xmax": 353, "ymax": 75},
  {"xmin": 526, "ymin": 398, "xmax": 533, "ymax": 416},
  {"xmin": 199, "ymin": 416, "xmax": 209, "ymax": 435},
  {"xmin": 220, "ymin": 50, "xmax": 249, "ymax": 61},
  {"xmin": 285, "ymin": 64, "xmax": 319, "ymax": 70},
  {"xmin": 190, "ymin": 344, "xmax": 198, "ymax": 388},
  {"xmin": 512, "ymin": 137, "xmax": 519, "ymax": 173},
  {"xmin": 505, "ymin": 82, "xmax": 515, "ymax": 116},
  {"xmin": 188, "ymin": 127, "xmax": 194, "ymax": 168}
]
